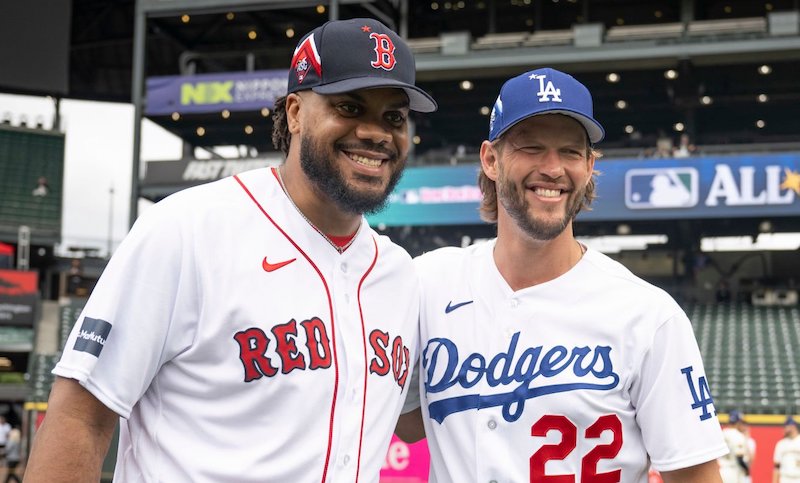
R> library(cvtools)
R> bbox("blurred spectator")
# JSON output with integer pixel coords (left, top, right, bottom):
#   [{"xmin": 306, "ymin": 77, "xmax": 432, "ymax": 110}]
[
  {"xmin": 67, "ymin": 259, "xmax": 83, "ymax": 296},
  {"xmin": 3, "ymin": 427, "xmax": 20, "ymax": 483},
  {"xmin": 673, "ymin": 133, "xmax": 697, "ymax": 158},
  {"xmin": 654, "ymin": 130, "xmax": 674, "ymax": 158},
  {"xmin": 32, "ymin": 176, "xmax": 50, "ymax": 197},
  {"xmin": 716, "ymin": 280, "xmax": 733, "ymax": 303},
  {"xmin": 719, "ymin": 410, "xmax": 755, "ymax": 483}
]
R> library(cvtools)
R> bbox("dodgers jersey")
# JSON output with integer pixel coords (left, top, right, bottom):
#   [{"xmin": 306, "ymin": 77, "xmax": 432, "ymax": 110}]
[
  {"xmin": 411, "ymin": 240, "xmax": 728, "ymax": 483},
  {"xmin": 54, "ymin": 167, "xmax": 419, "ymax": 482}
]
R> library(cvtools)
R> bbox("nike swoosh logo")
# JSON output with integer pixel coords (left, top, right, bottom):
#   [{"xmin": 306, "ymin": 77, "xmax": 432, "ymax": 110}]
[
  {"xmin": 262, "ymin": 256, "xmax": 296, "ymax": 272},
  {"xmin": 445, "ymin": 300, "xmax": 474, "ymax": 314}
]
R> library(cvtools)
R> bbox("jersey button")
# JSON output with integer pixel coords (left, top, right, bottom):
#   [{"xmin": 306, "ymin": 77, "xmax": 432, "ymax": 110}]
[
  {"xmin": 341, "ymin": 263, "xmax": 348, "ymax": 273},
  {"xmin": 510, "ymin": 298, "xmax": 519, "ymax": 308},
  {"xmin": 487, "ymin": 420, "xmax": 497, "ymax": 430},
  {"xmin": 490, "ymin": 480, "xmax": 498, "ymax": 483},
  {"xmin": 343, "ymin": 454, "xmax": 351, "ymax": 465}
]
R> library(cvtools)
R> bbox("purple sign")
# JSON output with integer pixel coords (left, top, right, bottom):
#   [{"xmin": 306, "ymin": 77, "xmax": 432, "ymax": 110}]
[{"xmin": 146, "ymin": 70, "xmax": 288, "ymax": 115}]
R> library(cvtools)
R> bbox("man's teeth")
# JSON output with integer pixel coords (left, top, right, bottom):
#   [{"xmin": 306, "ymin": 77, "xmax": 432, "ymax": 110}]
[
  {"xmin": 534, "ymin": 188, "xmax": 561, "ymax": 198},
  {"xmin": 348, "ymin": 153, "xmax": 382, "ymax": 167}
]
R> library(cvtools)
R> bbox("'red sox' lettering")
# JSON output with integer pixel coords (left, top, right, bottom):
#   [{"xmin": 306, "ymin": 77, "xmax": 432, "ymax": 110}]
[{"xmin": 234, "ymin": 320, "xmax": 408, "ymax": 387}]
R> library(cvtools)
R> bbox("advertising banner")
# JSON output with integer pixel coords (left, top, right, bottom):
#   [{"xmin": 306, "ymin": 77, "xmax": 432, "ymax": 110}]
[
  {"xmin": 145, "ymin": 70, "xmax": 288, "ymax": 115},
  {"xmin": 0, "ymin": 269, "xmax": 38, "ymax": 326},
  {"xmin": 367, "ymin": 153, "xmax": 800, "ymax": 226}
]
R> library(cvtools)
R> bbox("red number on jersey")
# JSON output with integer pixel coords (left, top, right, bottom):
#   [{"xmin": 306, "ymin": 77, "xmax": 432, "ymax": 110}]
[
  {"xmin": 530, "ymin": 415, "xmax": 576, "ymax": 482},
  {"xmin": 530, "ymin": 414, "xmax": 623, "ymax": 483}
]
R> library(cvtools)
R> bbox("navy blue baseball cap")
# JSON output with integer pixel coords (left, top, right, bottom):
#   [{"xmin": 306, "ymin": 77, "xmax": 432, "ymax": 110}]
[
  {"xmin": 489, "ymin": 67, "xmax": 604, "ymax": 143},
  {"xmin": 287, "ymin": 18, "xmax": 437, "ymax": 113},
  {"xmin": 785, "ymin": 415, "xmax": 799, "ymax": 427},
  {"xmin": 729, "ymin": 410, "xmax": 744, "ymax": 424}
]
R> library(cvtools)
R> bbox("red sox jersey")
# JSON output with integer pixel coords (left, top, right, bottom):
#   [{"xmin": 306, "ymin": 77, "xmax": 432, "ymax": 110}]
[
  {"xmin": 54, "ymin": 167, "xmax": 418, "ymax": 482},
  {"xmin": 409, "ymin": 240, "xmax": 728, "ymax": 483}
]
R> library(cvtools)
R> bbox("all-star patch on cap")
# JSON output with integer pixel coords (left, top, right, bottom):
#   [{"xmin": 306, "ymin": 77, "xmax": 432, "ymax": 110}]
[
  {"xmin": 489, "ymin": 67, "xmax": 604, "ymax": 143},
  {"xmin": 287, "ymin": 18, "xmax": 437, "ymax": 113}
]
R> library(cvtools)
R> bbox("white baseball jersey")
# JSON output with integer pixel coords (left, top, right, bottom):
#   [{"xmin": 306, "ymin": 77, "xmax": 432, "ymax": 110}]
[
  {"xmin": 719, "ymin": 427, "xmax": 753, "ymax": 483},
  {"xmin": 409, "ymin": 240, "xmax": 728, "ymax": 483},
  {"xmin": 54, "ymin": 167, "xmax": 419, "ymax": 482},
  {"xmin": 774, "ymin": 435, "xmax": 800, "ymax": 482}
]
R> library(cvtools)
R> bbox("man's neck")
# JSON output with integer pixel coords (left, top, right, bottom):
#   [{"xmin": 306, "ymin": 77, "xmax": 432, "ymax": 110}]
[
  {"xmin": 493, "ymin": 217, "xmax": 584, "ymax": 292},
  {"xmin": 277, "ymin": 163, "xmax": 362, "ymax": 237}
]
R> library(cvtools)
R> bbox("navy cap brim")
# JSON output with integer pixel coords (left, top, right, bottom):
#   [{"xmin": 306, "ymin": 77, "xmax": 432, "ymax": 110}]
[
  {"xmin": 312, "ymin": 76, "xmax": 437, "ymax": 113},
  {"xmin": 493, "ymin": 109, "xmax": 605, "ymax": 144}
]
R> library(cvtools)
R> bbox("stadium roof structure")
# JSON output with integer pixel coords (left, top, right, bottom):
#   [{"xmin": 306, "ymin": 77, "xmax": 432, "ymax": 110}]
[{"xmin": 3, "ymin": 0, "xmax": 799, "ymax": 152}]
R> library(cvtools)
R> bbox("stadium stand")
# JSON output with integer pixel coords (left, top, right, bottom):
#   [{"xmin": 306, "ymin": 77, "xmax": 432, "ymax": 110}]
[{"xmin": 692, "ymin": 302, "xmax": 800, "ymax": 414}]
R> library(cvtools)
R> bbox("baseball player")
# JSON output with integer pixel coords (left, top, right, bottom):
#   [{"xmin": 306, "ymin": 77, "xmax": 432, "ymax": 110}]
[
  {"xmin": 397, "ymin": 67, "xmax": 728, "ymax": 482},
  {"xmin": 24, "ymin": 18, "xmax": 436, "ymax": 482},
  {"xmin": 773, "ymin": 416, "xmax": 800, "ymax": 483},
  {"xmin": 719, "ymin": 410, "xmax": 755, "ymax": 483}
]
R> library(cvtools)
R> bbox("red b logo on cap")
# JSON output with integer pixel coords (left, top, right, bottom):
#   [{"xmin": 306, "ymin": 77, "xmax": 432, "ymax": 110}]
[{"xmin": 369, "ymin": 33, "xmax": 396, "ymax": 71}]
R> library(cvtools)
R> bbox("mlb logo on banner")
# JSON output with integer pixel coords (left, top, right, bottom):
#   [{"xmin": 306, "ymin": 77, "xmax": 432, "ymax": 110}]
[{"xmin": 625, "ymin": 167, "xmax": 699, "ymax": 209}]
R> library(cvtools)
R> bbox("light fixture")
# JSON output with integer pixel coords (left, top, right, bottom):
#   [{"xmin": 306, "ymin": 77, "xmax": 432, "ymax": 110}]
[
  {"xmin": 261, "ymin": 108, "xmax": 270, "ymax": 117},
  {"xmin": 664, "ymin": 69, "xmax": 678, "ymax": 80},
  {"xmin": 756, "ymin": 119, "xmax": 766, "ymax": 128},
  {"xmin": 624, "ymin": 125, "xmax": 635, "ymax": 134},
  {"xmin": 606, "ymin": 72, "xmax": 620, "ymax": 83},
  {"xmin": 431, "ymin": 2, "xmax": 439, "ymax": 11},
  {"xmin": 654, "ymin": 10, "xmax": 663, "ymax": 18},
  {"xmin": 766, "ymin": 3, "xmax": 774, "ymax": 11},
  {"xmin": 244, "ymin": 125, "xmax": 254, "ymax": 134},
  {"xmin": 758, "ymin": 94, "xmax": 768, "ymax": 103},
  {"xmin": 673, "ymin": 122, "xmax": 685, "ymax": 132},
  {"xmin": 758, "ymin": 64, "xmax": 772, "ymax": 75},
  {"xmin": 457, "ymin": 1, "xmax": 465, "ymax": 8},
  {"xmin": 724, "ymin": 5, "xmax": 732, "ymax": 13},
  {"xmin": 616, "ymin": 224, "xmax": 632, "ymax": 236},
  {"xmin": 459, "ymin": 80, "xmax": 473, "ymax": 91},
  {"xmin": 181, "ymin": 14, "xmax": 190, "ymax": 23},
  {"xmin": 196, "ymin": 127, "xmax": 206, "ymax": 136},
  {"xmin": 480, "ymin": 106, "xmax": 491, "ymax": 115},
  {"xmin": 248, "ymin": 30, "xmax": 257, "ymax": 40},
  {"xmin": 615, "ymin": 100, "xmax": 628, "ymax": 109},
  {"xmin": 316, "ymin": 4, "xmax": 326, "ymax": 14},
  {"xmin": 221, "ymin": 109, "xmax": 230, "ymax": 119},
  {"xmin": 226, "ymin": 12, "xmax": 235, "ymax": 20},
  {"xmin": 759, "ymin": 220, "xmax": 773, "ymax": 233},
  {"xmin": 171, "ymin": 112, "xmax": 180, "ymax": 121},
  {"xmin": 616, "ymin": 17, "xmax": 625, "ymax": 25},
  {"xmin": 413, "ymin": 135, "xmax": 421, "ymax": 145},
  {"xmin": 700, "ymin": 95, "xmax": 713, "ymax": 105},
  {"xmin": 285, "ymin": 28, "xmax": 295, "ymax": 38}
]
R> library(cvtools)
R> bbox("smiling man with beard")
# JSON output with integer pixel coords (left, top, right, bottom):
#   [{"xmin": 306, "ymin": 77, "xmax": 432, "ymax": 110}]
[
  {"xmin": 396, "ymin": 68, "xmax": 727, "ymax": 483},
  {"xmin": 26, "ymin": 18, "xmax": 436, "ymax": 483}
]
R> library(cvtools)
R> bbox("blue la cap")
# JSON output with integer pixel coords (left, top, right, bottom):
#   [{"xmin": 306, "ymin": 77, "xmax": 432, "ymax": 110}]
[
  {"xmin": 785, "ymin": 416, "xmax": 799, "ymax": 427},
  {"xmin": 729, "ymin": 410, "xmax": 743, "ymax": 424},
  {"xmin": 488, "ymin": 67, "xmax": 605, "ymax": 143}
]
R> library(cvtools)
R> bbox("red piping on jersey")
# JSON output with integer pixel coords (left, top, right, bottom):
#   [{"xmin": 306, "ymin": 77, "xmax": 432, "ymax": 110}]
[
  {"xmin": 234, "ymin": 171, "xmax": 339, "ymax": 483},
  {"xmin": 354, "ymin": 236, "xmax": 379, "ymax": 483}
]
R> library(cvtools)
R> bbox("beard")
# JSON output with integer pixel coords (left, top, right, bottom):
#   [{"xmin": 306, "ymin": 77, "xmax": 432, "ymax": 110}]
[
  {"xmin": 299, "ymin": 135, "xmax": 404, "ymax": 215},
  {"xmin": 497, "ymin": 170, "xmax": 585, "ymax": 241}
]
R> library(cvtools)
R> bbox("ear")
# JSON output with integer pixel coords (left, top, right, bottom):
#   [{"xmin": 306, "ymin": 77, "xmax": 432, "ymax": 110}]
[
  {"xmin": 479, "ymin": 140, "xmax": 500, "ymax": 182},
  {"xmin": 285, "ymin": 93, "xmax": 302, "ymax": 135}
]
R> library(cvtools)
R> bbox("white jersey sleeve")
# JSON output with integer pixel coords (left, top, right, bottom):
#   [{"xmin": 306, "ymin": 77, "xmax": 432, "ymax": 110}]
[
  {"xmin": 629, "ymin": 309, "xmax": 727, "ymax": 471},
  {"xmin": 54, "ymin": 195, "xmax": 199, "ymax": 418}
]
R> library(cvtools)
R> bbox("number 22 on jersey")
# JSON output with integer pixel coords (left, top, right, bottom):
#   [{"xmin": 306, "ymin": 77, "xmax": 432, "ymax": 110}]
[{"xmin": 530, "ymin": 414, "xmax": 623, "ymax": 482}]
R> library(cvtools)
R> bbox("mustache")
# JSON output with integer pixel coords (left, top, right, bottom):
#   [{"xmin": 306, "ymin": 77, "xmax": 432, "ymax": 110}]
[{"xmin": 336, "ymin": 142, "xmax": 397, "ymax": 161}]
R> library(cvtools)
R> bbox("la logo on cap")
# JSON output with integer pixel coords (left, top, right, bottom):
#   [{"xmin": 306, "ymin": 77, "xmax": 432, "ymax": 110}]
[{"xmin": 529, "ymin": 73, "xmax": 562, "ymax": 102}]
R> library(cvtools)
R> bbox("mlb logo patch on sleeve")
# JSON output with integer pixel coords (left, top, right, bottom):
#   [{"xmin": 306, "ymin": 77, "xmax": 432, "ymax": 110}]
[{"xmin": 73, "ymin": 317, "xmax": 112, "ymax": 357}]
